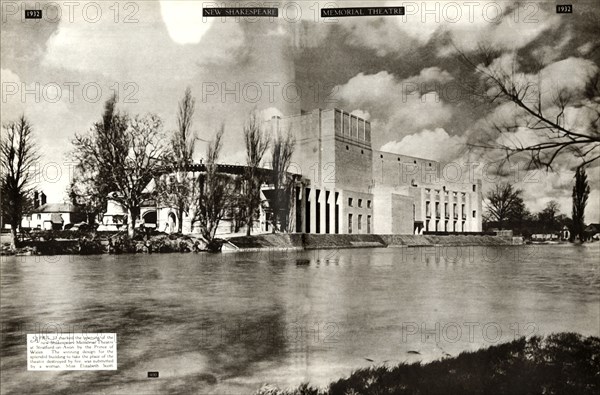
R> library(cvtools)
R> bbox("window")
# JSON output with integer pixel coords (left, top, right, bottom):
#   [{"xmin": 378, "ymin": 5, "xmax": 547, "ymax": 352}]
[
  {"xmin": 425, "ymin": 201, "xmax": 431, "ymax": 217},
  {"xmin": 426, "ymin": 220, "xmax": 430, "ymax": 232},
  {"xmin": 358, "ymin": 199, "xmax": 363, "ymax": 208},
  {"xmin": 444, "ymin": 203, "xmax": 448, "ymax": 217},
  {"xmin": 361, "ymin": 149, "xmax": 364, "ymax": 154},
  {"xmin": 348, "ymin": 198, "xmax": 353, "ymax": 207},
  {"xmin": 37, "ymin": 214, "xmax": 41, "ymax": 220},
  {"xmin": 367, "ymin": 200, "xmax": 372, "ymax": 208},
  {"xmin": 397, "ymin": 157, "xmax": 400, "ymax": 161},
  {"xmin": 472, "ymin": 184, "xmax": 476, "ymax": 192},
  {"xmin": 367, "ymin": 215, "xmax": 371, "ymax": 233},
  {"xmin": 348, "ymin": 214, "xmax": 353, "ymax": 234},
  {"xmin": 346, "ymin": 145, "xmax": 349, "ymax": 150},
  {"xmin": 435, "ymin": 202, "xmax": 440, "ymax": 217},
  {"xmin": 380, "ymin": 154, "xmax": 383, "ymax": 158},
  {"xmin": 358, "ymin": 215, "xmax": 362, "ymax": 232},
  {"xmin": 472, "ymin": 210, "xmax": 477, "ymax": 218}
]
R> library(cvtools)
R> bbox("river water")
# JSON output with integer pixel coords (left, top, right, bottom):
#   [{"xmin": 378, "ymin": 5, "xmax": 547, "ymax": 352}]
[{"xmin": 1, "ymin": 244, "xmax": 599, "ymax": 394}]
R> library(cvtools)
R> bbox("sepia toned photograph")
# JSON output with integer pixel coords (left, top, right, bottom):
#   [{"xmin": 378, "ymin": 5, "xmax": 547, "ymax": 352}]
[{"xmin": 1, "ymin": 1, "xmax": 599, "ymax": 394}]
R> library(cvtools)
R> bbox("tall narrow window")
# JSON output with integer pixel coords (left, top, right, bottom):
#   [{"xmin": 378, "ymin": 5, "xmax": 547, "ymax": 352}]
[{"xmin": 348, "ymin": 214, "xmax": 353, "ymax": 234}]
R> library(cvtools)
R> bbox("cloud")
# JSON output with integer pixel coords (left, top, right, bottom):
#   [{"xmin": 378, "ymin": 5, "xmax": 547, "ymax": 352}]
[
  {"xmin": 531, "ymin": 29, "xmax": 573, "ymax": 66},
  {"xmin": 539, "ymin": 57, "xmax": 598, "ymax": 94},
  {"xmin": 335, "ymin": 70, "xmax": 455, "ymax": 147},
  {"xmin": 159, "ymin": 1, "xmax": 214, "ymax": 44},
  {"xmin": 260, "ymin": 107, "xmax": 284, "ymax": 121},
  {"xmin": 42, "ymin": 2, "xmax": 244, "ymax": 79},
  {"xmin": 1, "ymin": 68, "xmax": 24, "ymax": 123},
  {"xmin": 338, "ymin": 1, "xmax": 562, "ymax": 57},
  {"xmin": 380, "ymin": 128, "xmax": 467, "ymax": 162},
  {"xmin": 350, "ymin": 109, "xmax": 370, "ymax": 120},
  {"xmin": 440, "ymin": 3, "xmax": 562, "ymax": 56}
]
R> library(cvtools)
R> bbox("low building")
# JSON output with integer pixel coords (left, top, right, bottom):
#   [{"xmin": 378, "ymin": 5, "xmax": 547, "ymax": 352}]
[{"xmin": 22, "ymin": 203, "xmax": 86, "ymax": 230}]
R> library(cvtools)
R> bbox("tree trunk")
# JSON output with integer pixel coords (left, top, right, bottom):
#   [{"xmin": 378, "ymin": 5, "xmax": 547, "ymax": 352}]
[
  {"xmin": 10, "ymin": 224, "xmax": 18, "ymax": 252},
  {"xmin": 177, "ymin": 207, "xmax": 184, "ymax": 234},
  {"xmin": 127, "ymin": 209, "xmax": 136, "ymax": 238},
  {"xmin": 246, "ymin": 204, "xmax": 252, "ymax": 236}
]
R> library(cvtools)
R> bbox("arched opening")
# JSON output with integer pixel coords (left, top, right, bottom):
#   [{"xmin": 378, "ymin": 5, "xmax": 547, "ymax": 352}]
[
  {"xmin": 168, "ymin": 212, "xmax": 177, "ymax": 233},
  {"xmin": 142, "ymin": 210, "xmax": 157, "ymax": 228}
]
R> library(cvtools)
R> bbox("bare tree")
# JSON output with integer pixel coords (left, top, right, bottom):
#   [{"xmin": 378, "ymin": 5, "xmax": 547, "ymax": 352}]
[
  {"xmin": 0, "ymin": 116, "xmax": 39, "ymax": 250},
  {"xmin": 459, "ymin": 45, "xmax": 600, "ymax": 169},
  {"xmin": 572, "ymin": 166, "xmax": 590, "ymax": 242},
  {"xmin": 156, "ymin": 87, "xmax": 196, "ymax": 233},
  {"xmin": 72, "ymin": 97, "xmax": 169, "ymax": 237},
  {"xmin": 193, "ymin": 126, "xmax": 234, "ymax": 248},
  {"xmin": 484, "ymin": 182, "xmax": 526, "ymax": 230},
  {"xmin": 243, "ymin": 111, "xmax": 270, "ymax": 235},
  {"xmin": 270, "ymin": 126, "xmax": 296, "ymax": 232}
]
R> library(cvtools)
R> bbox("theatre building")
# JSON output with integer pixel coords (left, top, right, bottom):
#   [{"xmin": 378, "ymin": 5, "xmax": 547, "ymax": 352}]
[{"xmin": 266, "ymin": 108, "xmax": 483, "ymax": 235}]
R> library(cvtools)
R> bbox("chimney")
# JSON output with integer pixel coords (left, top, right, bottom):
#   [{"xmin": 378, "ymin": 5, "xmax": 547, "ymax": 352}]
[
  {"xmin": 41, "ymin": 192, "xmax": 47, "ymax": 206},
  {"xmin": 34, "ymin": 191, "xmax": 39, "ymax": 208}
]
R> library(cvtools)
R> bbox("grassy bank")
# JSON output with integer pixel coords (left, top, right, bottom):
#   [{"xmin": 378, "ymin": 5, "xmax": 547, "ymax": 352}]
[{"xmin": 257, "ymin": 333, "xmax": 600, "ymax": 395}]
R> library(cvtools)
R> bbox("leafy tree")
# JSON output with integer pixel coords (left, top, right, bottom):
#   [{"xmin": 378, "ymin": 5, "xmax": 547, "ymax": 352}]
[
  {"xmin": 269, "ymin": 126, "xmax": 296, "ymax": 232},
  {"xmin": 156, "ymin": 87, "xmax": 197, "ymax": 233},
  {"xmin": 0, "ymin": 116, "xmax": 39, "ymax": 250},
  {"xmin": 484, "ymin": 182, "xmax": 526, "ymax": 230},
  {"xmin": 243, "ymin": 111, "xmax": 270, "ymax": 235},
  {"xmin": 71, "ymin": 96, "xmax": 169, "ymax": 237},
  {"xmin": 538, "ymin": 200, "xmax": 561, "ymax": 233},
  {"xmin": 572, "ymin": 166, "xmax": 590, "ymax": 242},
  {"xmin": 70, "ymin": 96, "xmax": 126, "ymax": 222}
]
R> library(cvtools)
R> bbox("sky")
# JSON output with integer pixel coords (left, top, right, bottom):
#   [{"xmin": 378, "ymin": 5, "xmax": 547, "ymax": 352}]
[{"xmin": 1, "ymin": 0, "xmax": 599, "ymax": 222}]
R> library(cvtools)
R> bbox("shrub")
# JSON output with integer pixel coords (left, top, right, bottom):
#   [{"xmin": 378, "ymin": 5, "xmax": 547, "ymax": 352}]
[{"xmin": 261, "ymin": 333, "xmax": 600, "ymax": 395}]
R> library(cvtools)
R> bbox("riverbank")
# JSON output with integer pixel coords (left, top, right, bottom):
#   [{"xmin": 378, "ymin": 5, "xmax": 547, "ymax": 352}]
[
  {"xmin": 0, "ymin": 230, "xmax": 209, "ymax": 256},
  {"xmin": 225, "ymin": 233, "xmax": 519, "ymax": 251},
  {"xmin": 1, "ymin": 231, "xmax": 521, "ymax": 256},
  {"xmin": 256, "ymin": 332, "xmax": 600, "ymax": 395}
]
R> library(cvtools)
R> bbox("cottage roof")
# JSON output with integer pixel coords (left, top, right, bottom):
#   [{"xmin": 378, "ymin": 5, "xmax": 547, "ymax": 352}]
[
  {"xmin": 31, "ymin": 203, "xmax": 80, "ymax": 213},
  {"xmin": 584, "ymin": 223, "xmax": 600, "ymax": 232}
]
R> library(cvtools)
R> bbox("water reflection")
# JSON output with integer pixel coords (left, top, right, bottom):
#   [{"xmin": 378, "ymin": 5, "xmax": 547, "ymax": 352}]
[{"xmin": 1, "ymin": 244, "xmax": 598, "ymax": 394}]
